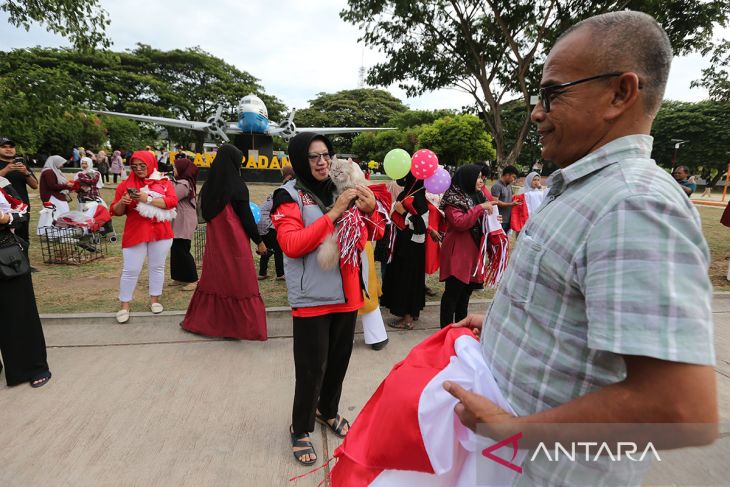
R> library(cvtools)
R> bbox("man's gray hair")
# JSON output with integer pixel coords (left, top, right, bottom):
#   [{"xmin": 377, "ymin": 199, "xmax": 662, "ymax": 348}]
[{"xmin": 557, "ymin": 11, "xmax": 672, "ymax": 116}]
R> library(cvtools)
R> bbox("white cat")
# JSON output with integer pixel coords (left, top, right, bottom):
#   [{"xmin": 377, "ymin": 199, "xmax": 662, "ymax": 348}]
[{"xmin": 317, "ymin": 157, "xmax": 367, "ymax": 270}]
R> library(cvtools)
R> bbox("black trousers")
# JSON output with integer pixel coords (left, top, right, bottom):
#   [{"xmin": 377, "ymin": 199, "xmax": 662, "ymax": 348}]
[
  {"xmin": 292, "ymin": 311, "xmax": 357, "ymax": 435},
  {"xmin": 112, "ymin": 173, "xmax": 120, "ymax": 183},
  {"xmin": 440, "ymin": 277, "xmax": 476, "ymax": 328},
  {"xmin": 258, "ymin": 230, "xmax": 284, "ymax": 277},
  {"xmin": 170, "ymin": 238, "xmax": 198, "ymax": 283}
]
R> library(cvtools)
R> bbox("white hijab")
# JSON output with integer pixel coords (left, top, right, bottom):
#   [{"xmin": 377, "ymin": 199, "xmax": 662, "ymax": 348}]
[
  {"xmin": 521, "ymin": 172, "xmax": 541, "ymax": 193},
  {"xmin": 42, "ymin": 155, "xmax": 68, "ymax": 185},
  {"xmin": 76, "ymin": 157, "xmax": 103, "ymax": 189}
]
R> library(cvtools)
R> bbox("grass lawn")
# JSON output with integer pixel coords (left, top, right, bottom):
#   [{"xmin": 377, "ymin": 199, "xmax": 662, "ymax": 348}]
[{"xmin": 26, "ymin": 182, "xmax": 726, "ymax": 313}]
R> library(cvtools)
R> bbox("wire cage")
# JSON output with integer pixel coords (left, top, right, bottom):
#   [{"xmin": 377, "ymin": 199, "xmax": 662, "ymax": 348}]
[
  {"xmin": 193, "ymin": 224, "xmax": 206, "ymax": 268},
  {"xmin": 38, "ymin": 227, "xmax": 107, "ymax": 265}
]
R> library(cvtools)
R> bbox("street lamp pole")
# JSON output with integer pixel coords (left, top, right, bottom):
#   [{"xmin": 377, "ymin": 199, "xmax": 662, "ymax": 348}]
[{"xmin": 671, "ymin": 139, "xmax": 688, "ymax": 169}]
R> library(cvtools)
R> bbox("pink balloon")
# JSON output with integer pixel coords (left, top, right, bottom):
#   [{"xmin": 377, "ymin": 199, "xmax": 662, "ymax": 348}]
[
  {"xmin": 410, "ymin": 149, "xmax": 439, "ymax": 179},
  {"xmin": 424, "ymin": 166, "xmax": 451, "ymax": 194}
]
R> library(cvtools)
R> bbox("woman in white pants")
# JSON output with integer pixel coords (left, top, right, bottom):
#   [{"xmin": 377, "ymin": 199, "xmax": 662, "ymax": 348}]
[{"xmin": 110, "ymin": 150, "xmax": 178, "ymax": 323}]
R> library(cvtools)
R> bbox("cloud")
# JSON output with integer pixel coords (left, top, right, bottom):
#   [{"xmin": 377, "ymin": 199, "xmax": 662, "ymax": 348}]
[{"xmin": 0, "ymin": 1, "xmax": 725, "ymax": 114}]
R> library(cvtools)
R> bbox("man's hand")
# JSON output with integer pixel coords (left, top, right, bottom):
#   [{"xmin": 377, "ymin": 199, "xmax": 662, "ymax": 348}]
[
  {"xmin": 452, "ymin": 314, "xmax": 485, "ymax": 337},
  {"xmin": 256, "ymin": 241, "xmax": 267, "ymax": 255},
  {"xmin": 354, "ymin": 185, "xmax": 376, "ymax": 214},
  {"xmin": 443, "ymin": 381, "xmax": 515, "ymax": 434}
]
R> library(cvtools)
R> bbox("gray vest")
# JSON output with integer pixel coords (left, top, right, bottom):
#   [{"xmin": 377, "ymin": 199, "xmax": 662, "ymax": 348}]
[{"xmin": 279, "ymin": 180, "xmax": 369, "ymax": 309}]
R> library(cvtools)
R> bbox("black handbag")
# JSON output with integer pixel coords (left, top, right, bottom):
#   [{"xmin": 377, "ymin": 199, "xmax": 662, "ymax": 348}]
[{"xmin": 0, "ymin": 231, "xmax": 30, "ymax": 280}]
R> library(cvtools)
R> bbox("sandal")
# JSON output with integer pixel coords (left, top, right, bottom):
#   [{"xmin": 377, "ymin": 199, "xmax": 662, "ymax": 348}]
[
  {"xmin": 316, "ymin": 413, "xmax": 350, "ymax": 438},
  {"xmin": 290, "ymin": 426, "xmax": 317, "ymax": 466},
  {"xmin": 388, "ymin": 318, "xmax": 415, "ymax": 330},
  {"xmin": 30, "ymin": 372, "xmax": 52, "ymax": 388}
]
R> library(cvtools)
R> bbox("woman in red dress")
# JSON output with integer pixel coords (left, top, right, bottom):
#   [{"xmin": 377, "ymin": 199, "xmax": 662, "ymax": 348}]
[{"xmin": 180, "ymin": 144, "xmax": 268, "ymax": 340}]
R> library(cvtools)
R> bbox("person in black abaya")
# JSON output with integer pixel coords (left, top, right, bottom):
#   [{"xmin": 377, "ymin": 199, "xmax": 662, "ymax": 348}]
[
  {"xmin": 180, "ymin": 144, "xmax": 268, "ymax": 340},
  {"xmin": 380, "ymin": 173, "xmax": 427, "ymax": 329},
  {"xmin": 0, "ymin": 179, "xmax": 51, "ymax": 388}
]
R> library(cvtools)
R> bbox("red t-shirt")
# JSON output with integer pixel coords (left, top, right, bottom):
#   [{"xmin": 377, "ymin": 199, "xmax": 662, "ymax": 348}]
[
  {"xmin": 112, "ymin": 177, "xmax": 177, "ymax": 248},
  {"xmin": 273, "ymin": 201, "xmax": 385, "ymax": 318}
]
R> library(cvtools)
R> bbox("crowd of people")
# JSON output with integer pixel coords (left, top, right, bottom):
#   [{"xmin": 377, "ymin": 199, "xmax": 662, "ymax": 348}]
[{"xmin": 0, "ymin": 10, "xmax": 721, "ymax": 486}]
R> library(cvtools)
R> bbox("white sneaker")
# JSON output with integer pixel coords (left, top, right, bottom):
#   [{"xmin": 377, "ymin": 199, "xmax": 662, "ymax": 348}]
[
  {"xmin": 150, "ymin": 303, "xmax": 164, "ymax": 314},
  {"xmin": 116, "ymin": 309, "xmax": 130, "ymax": 324}
]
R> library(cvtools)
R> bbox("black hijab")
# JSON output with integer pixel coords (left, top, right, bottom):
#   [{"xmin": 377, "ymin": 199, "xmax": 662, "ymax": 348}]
[
  {"xmin": 451, "ymin": 164, "xmax": 486, "ymax": 207},
  {"xmin": 272, "ymin": 132, "xmax": 335, "ymax": 213},
  {"xmin": 440, "ymin": 164, "xmax": 486, "ymax": 246},
  {"xmin": 199, "ymin": 144, "xmax": 248, "ymax": 222},
  {"xmin": 395, "ymin": 172, "xmax": 428, "ymax": 235}
]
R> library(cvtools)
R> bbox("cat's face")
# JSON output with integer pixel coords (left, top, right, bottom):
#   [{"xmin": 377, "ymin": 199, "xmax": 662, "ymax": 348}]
[{"xmin": 330, "ymin": 157, "xmax": 365, "ymax": 189}]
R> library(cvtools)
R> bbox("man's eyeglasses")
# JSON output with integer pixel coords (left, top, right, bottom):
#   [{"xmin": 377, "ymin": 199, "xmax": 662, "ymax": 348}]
[
  {"xmin": 308, "ymin": 152, "xmax": 331, "ymax": 163},
  {"xmin": 535, "ymin": 72, "xmax": 622, "ymax": 113}
]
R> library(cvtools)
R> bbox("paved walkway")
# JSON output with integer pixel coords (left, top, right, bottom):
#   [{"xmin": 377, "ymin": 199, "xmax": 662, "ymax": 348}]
[{"xmin": 2, "ymin": 298, "xmax": 729, "ymax": 486}]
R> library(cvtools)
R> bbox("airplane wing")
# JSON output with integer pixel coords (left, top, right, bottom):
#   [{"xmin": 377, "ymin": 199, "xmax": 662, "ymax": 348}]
[
  {"xmin": 295, "ymin": 127, "xmax": 395, "ymax": 135},
  {"xmin": 90, "ymin": 110, "xmax": 212, "ymax": 131}
]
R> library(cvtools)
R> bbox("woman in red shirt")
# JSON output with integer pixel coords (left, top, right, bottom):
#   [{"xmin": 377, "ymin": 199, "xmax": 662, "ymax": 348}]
[
  {"xmin": 271, "ymin": 133, "xmax": 384, "ymax": 467},
  {"xmin": 111, "ymin": 150, "xmax": 178, "ymax": 323}
]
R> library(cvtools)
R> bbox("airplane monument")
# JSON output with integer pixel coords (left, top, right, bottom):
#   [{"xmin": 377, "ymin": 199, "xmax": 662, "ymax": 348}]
[{"xmin": 93, "ymin": 94, "xmax": 394, "ymax": 182}]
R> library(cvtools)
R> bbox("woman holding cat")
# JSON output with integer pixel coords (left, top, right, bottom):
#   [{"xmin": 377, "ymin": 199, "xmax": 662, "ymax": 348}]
[{"xmin": 271, "ymin": 132, "xmax": 385, "ymax": 467}]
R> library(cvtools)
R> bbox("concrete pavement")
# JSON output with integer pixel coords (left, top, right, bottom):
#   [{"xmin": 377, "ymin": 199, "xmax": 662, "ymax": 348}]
[{"xmin": 2, "ymin": 298, "xmax": 729, "ymax": 486}]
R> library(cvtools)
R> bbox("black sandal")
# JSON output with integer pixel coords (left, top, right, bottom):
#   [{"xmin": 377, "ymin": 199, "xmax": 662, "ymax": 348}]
[
  {"xmin": 30, "ymin": 371, "xmax": 52, "ymax": 388},
  {"xmin": 316, "ymin": 413, "xmax": 350, "ymax": 438},
  {"xmin": 290, "ymin": 426, "xmax": 317, "ymax": 466}
]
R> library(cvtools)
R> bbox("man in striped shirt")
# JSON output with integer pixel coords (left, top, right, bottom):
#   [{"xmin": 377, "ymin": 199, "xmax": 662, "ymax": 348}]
[{"xmin": 444, "ymin": 11, "xmax": 717, "ymax": 486}]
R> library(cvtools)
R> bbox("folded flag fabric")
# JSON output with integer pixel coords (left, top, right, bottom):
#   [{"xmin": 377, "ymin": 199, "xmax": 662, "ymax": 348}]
[
  {"xmin": 476, "ymin": 210, "xmax": 509, "ymax": 287},
  {"xmin": 330, "ymin": 326, "xmax": 526, "ymax": 487}
]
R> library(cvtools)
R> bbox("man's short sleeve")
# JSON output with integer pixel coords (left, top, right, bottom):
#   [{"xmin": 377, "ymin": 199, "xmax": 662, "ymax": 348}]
[
  {"xmin": 582, "ymin": 194, "xmax": 715, "ymax": 365},
  {"xmin": 490, "ymin": 182, "xmax": 503, "ymax": 201}
]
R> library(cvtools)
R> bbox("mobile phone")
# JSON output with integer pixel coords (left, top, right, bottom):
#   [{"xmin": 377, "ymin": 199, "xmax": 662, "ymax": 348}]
[{"xmin": 127, "ymin": 188, "xmax": 139, "ymax": 196}]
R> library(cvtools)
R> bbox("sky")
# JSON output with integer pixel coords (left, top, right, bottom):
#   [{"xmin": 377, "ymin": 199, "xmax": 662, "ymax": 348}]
[{"xmin": 1, "ymin": 0, "xmax": 727, "ymax": 119}]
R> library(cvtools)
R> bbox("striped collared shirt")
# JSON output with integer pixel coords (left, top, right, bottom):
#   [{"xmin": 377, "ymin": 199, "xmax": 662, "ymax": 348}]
[{"xmin": 481, "ymin": 135, "xmax": 714, "ymax": 485}]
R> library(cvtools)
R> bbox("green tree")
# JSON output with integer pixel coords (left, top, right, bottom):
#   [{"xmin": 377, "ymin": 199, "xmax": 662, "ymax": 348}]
[
  {"xmin": 388, "ymin": 109, "xmax": 455, "ymax": 129},
  {"xmin": 416, "ymin": 114, "xmax": 496, "ymax": 166},
  {"xmin": 1, "ymin": 0, "xmax": 110, "ymax": 50},
  {"xmin": 692, "ymin": 39, "xmax": 730, "ymax": 102},
  {"xmin": 0, "ymin": 46, "xmax": 285, "ymax": 152},
  {"xmin": 294, "ymin": 88, "xmax": 408, "ymax": 153},
  {"xmin": 342, "ymin": 0, "xmax": 729, "ymax": 167},
  {"xmin": 100, "ymin": 116, "xmax": 158, "ymax": 152},
  {"xmin": 650, "ymin": 100, "xmax": 730, "ymax": 186}
]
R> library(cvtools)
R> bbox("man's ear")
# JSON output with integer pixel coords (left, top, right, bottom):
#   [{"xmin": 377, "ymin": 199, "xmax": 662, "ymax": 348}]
[{"xmin": 605, "ymin": 72, "xmax": 641, "ymax": 120}]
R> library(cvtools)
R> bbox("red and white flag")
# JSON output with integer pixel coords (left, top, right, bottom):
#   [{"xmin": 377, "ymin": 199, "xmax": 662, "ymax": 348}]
[{"xmin": 330, "ymin": 327, "xmax": 526, "ymax": 486}]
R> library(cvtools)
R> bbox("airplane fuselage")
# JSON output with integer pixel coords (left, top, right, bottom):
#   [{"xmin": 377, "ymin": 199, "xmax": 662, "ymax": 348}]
[{"xmin": 237, "ymin": 94, "xmax": 270, "ymax": 134}]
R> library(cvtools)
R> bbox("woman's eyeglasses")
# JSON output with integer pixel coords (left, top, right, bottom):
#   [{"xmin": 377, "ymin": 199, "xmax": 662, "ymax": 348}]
[
  {"xmin": 308, "ymin": 152, "xmax": 331, "ymax": 163},
  {"xmin": 130, "ymin": 163, "xmax": 147, "ymax": 170}
]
